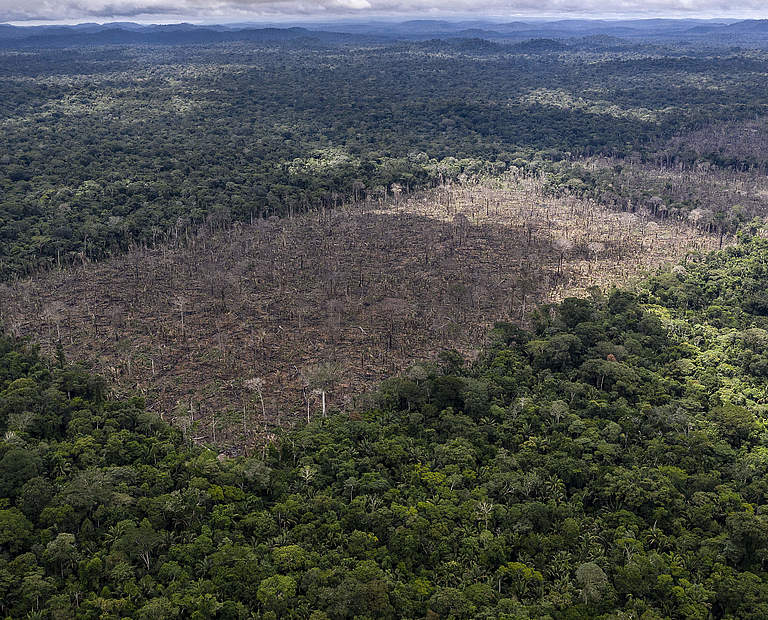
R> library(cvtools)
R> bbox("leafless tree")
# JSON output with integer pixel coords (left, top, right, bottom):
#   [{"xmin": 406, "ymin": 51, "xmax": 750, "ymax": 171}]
[{"xmin": 301, "ymin": 362, "xmax": 341, "ymax": 419}]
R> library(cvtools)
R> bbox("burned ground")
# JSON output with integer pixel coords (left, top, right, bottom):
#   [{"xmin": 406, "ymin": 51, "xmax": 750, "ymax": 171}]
[{"xmin": 1, "ymin": 172, "xmax": 722, "ymax": 449}]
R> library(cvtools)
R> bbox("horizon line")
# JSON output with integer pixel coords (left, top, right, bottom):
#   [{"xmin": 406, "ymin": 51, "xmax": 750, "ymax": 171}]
[{"xmin": 3, "ymin": 15, "xmax": 766, "ymax": 28}]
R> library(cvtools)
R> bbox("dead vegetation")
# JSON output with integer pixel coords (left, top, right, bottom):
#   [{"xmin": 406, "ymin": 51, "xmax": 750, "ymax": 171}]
[
  {"xmin": 0, "ymin": 170, "xmax": 723, "ymax": 450},
  {"xmin": 582, "ymin": 156, "xmax": 768, "ymax": 229},
  {"xmin": 662, "ymin": 116, "xmax": 768, "ymax": 171}
]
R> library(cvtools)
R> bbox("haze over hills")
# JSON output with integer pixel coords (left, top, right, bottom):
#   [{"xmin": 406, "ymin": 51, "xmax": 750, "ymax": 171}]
[{"xmin": 0, "ymin": 18, "xmax": 766, "ymax": 48}]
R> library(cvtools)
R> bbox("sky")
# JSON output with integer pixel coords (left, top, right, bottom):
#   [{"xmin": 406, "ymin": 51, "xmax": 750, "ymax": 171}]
[{"xmin": 2, "ymin": 0, "xmax": 767, "ymax": 25}]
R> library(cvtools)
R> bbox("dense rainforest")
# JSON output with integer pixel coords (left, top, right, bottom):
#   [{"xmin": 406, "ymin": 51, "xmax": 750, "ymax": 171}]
[
  {"xmin": 3, "ymin": 40, "xmax": 768, "ymax": 278},
  {"xmin": 4, "ymin": 235, "xmax": 768, "ymax": 618}
]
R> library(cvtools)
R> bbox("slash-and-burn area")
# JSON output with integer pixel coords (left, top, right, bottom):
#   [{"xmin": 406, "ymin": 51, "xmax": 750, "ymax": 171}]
[{"xmin": 1, "ymin": 172, "xmax": 722, "ymax": 449}]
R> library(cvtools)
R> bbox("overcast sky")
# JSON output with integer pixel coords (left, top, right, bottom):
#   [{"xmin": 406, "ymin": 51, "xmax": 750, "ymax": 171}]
[{"xmin": 3, "ymin": 0, "xmax": 767, "ymax": 25}]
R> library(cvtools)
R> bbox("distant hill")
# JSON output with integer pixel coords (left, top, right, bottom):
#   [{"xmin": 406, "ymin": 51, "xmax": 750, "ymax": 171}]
[
  {"xmin": 0, "ymin": 24, "xmax": 356, "ymax": 48},
  {"xmin": 510, "ymin": 38, "xmax": 569, "ymax": 53},
  {"xmin": 726, "ymin": 19, "xmax": 768, "ymax": 33}
]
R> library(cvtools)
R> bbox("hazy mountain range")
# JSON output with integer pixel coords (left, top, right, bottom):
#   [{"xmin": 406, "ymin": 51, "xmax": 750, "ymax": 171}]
[{"xmin": 0, "ymin": 18, "xmax": 766, "ymax": 48}]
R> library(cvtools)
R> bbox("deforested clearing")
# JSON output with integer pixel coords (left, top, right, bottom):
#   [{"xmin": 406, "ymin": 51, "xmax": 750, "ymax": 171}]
[{"xmin": 1, "ymin": 171, "xmax": 721, "ymax": 448}]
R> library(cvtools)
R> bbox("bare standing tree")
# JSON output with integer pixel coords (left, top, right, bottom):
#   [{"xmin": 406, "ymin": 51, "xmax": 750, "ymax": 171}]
[
  {"xmin": 109, "ymin": 307, "xmax": 124, "ymax": 343},
  {"xmin": 172, "ymin": 294, "xmax": 188, "ymax": 340},
  {"xmin": 453, "ymin": 213, "xmax": 470, "ymax": 246},
  {"xmin": 390, "ymin": 183, "xmax": 403, "ymax": 205},
  {"xmin": 352, "ymin": 180, "xmax": 366, "ymax": 203},
  {"xmin": 245, "ymin": 377, "xmax": 267, "ymax": 418},
  {"xmin": 301, "ymin": 362, "xmax": 341, "ymax": 419},
  {"xmin": 43, "ymin": 302, "xmax": 66, "ymax": 343},
  {"xmin": 476, "ymin": 500, "xmax": 494, "ymax": 531},
  {"xmin": 553, "ymin": 237, "xmax": 574, "ymax": 277}
]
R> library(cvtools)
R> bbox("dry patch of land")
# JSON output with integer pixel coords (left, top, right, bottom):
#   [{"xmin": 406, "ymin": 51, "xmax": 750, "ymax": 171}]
[{"xmin": 1, "ymin": 172, "xmax": 722, "ymax": 449}]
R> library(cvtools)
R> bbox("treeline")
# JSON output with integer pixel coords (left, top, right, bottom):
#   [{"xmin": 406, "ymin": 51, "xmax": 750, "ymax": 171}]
[
  {"xmin": 535, "ymin": 158, "xmax": 768, "ymax": 245},
  {"xmin": 3, "ymin": 43, "xmax": 768, "ymax": 279},
  {"xmin": 0, "ymin": 147, "xmax": 499, "ymax": 278},
  {"xmin": 4, "ymin": 236, "xmax": 768, "ymax": 617}
]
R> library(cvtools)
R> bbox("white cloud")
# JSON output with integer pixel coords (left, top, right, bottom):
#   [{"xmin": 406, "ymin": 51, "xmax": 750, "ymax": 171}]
[{"xmin": 1, "ymin": 0, "xmax": 767, "ymax": 23}]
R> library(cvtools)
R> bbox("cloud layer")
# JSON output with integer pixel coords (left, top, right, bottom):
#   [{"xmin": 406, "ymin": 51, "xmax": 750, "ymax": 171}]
[{"xmin": 2, "ymin": 0, "xmax": 767, "ymax": 23}]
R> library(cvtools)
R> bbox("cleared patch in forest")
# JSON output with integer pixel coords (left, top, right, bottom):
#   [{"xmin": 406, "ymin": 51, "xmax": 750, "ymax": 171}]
[{"xmin": 0, "ymin": 172, "xmax": 722, "ymax": 450}]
